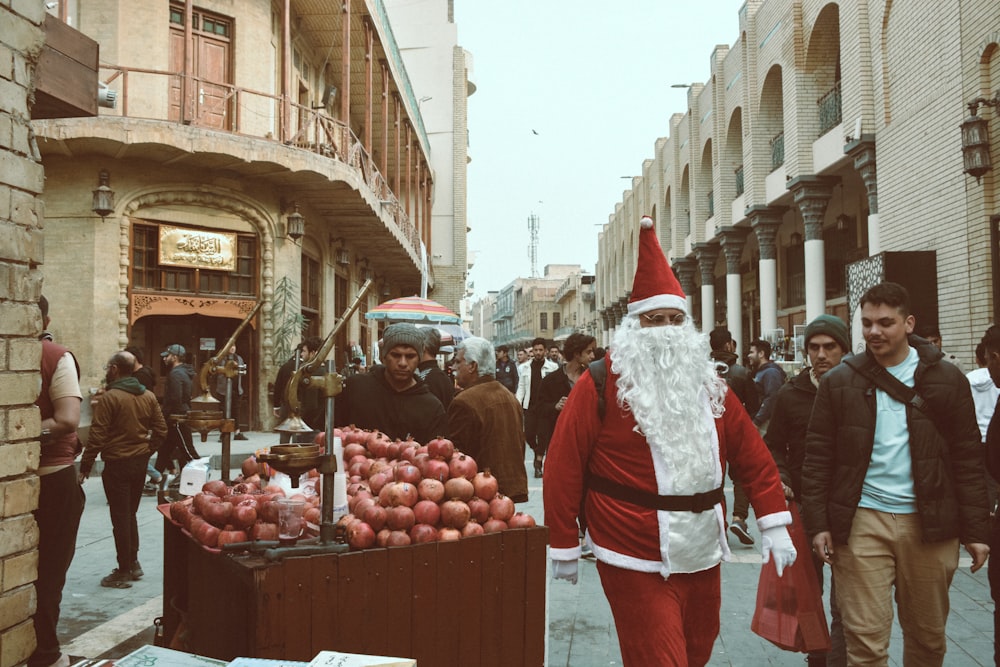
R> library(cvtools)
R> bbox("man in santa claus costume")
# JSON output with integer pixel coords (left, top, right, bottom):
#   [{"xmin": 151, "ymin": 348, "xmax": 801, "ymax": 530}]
[{"xmin": 543, "ymin": 215, "xmax": 797, "ymax": 666}]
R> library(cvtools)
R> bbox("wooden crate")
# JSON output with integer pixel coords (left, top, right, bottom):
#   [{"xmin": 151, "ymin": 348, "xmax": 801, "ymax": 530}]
[{"xmin": 161, "ymin": 521, "xmax": 548, "ymax": 666}]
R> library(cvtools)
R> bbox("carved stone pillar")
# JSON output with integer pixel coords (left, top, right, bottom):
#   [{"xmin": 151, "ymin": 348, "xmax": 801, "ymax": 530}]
[
  {"xmin": 847, "ymin": 136, "xmax": 879, "ymax": 254},
  {"xmin": 694, "ymin": 242, "xmax": 720, "ymax": 330},
  {"xmin": 671, "ymin": 257, "xmax": 698, "ymax": 318},
  {"xmin": 790, "ymin": 176, "xmax": 837, "ymax": 322},
  {"xmin": 749, "ymin": 206, "xmax": 786, "ymax": 334},
  {"xmin": 718, "ymin": 226, "xmax": 749, "ymax": 355}
]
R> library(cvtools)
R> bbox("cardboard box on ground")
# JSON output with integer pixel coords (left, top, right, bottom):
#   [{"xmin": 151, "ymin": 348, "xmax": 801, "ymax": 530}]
[{"xmin": 78, "ymin": 645, "xmax": 415, "ymax": 667}]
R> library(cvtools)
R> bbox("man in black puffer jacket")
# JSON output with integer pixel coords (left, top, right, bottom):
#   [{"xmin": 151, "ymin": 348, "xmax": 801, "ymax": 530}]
[{"xmin": 802, "ymin": 282, "xmax": 989, "ymax": 666}]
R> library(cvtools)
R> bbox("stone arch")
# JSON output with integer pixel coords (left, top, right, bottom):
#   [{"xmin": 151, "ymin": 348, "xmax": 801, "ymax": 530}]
[{"xmin": 119, "ymin": 188, "xmax": 277, "ymax": 366}]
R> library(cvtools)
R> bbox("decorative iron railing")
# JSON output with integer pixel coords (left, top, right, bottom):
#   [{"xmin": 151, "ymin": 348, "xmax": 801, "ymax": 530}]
[
  {"xmin": 94, "ymin": 65, "xmax": 420, "ymax": 260},
  {"xmin": 770, "ymin": 131, "xmax": 785, "ymax": 171},
  {"xmin": 735, "ymin": 165, "xmax": 745, "ymax": 196},
  {"xmin": 707, "ymin": 190, "xmax": 714, "ymax": 218},
  {"xmin": 818, "ymin": 81, "xmax": 842, "ymax": 136}
]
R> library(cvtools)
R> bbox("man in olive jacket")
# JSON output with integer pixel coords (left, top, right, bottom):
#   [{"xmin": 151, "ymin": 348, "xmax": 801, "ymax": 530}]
[
  {"xmin": 802, "ymin": 282, "xmax": 989, "ymax": 666},
  {"xmin": 448, "ymin": 337, "xmax": 528, "ymax": 503}
]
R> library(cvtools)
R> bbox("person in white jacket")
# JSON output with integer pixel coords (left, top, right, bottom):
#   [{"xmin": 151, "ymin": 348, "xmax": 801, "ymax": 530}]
[
  {"xmin": 969, "ymin": 341, "xmax": 1000, "ymax": 444},
  {"xmin": 516, "ymin": 337, "xmax": 558, "ymax": 476}
]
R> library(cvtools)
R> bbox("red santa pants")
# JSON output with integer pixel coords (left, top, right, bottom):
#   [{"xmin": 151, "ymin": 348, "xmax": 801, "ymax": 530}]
[{"xmin": 597, "ymin": 561, "xmax": 721, "ymax": 667}]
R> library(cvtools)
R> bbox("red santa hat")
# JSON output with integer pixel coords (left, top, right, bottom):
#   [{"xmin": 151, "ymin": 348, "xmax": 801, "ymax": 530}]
[{"xmin": 627, "ymin": 216, "xmax": 687, "ymax": 316}]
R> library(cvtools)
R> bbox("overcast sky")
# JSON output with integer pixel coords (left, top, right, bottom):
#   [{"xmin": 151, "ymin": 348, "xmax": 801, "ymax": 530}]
[{"xmin": 453, "ymin": 1, "xmax": 743, "ymax": 299}]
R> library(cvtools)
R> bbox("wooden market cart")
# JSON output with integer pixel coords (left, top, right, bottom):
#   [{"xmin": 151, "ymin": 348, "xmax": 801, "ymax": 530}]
[{"xmin": 160, "ymin": 518, "xmax": 548, "ymax": 666}]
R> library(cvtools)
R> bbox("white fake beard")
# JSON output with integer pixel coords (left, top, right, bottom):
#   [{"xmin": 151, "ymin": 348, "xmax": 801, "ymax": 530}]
[{"xmin": 610, "ymin": 317, "xmax": 726, "ymax": 493}]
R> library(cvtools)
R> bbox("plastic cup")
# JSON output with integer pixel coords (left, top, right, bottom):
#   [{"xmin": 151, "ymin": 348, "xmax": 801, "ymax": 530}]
[{"xmin": 276, "ymin": 499, "xmax": 306, "ymax": 540}]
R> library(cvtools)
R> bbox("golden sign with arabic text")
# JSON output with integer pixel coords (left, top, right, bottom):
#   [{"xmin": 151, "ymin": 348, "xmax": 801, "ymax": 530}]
[{"xmin": 159, "ymin": 226, "xmax": 237, "ymax": 271}]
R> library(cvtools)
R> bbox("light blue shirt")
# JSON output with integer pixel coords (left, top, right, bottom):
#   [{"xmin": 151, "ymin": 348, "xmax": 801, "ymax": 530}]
[{"xmin": 860, "ymin": 346, "xmax": 919, "ymax": 514}]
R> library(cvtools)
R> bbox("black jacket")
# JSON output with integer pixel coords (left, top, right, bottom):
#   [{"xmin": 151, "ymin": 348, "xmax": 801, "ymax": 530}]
[
  {"xmin": 163, "ymin": 363, "xmax": 194, "ymax": 418},
  {"xmin": 802, "ymin": 336, "xmax": 989, "ymax": 546},
  {"xmin": 711, "ymin": 350, "xmax": 760, "ymax": 416},
  {"xmin": 335, "ymin": 365, "xmax": 448, "ymax": 443},
  {"xmin": 764, "ymin": 369, "xmax": 817, "ymax": 499},
  {"xmin": 415, "ymin": 360, "xmax": 455, "ymax": 410}
]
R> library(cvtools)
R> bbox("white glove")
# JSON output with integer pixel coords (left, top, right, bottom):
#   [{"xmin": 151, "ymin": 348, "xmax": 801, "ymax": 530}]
[
  {"xmin": 552, "ymin": 559, "xmax": 579, "ymax": 585},
  {"xmin": 761, "ymin": 525, "xmax": 797, "ymax": 577}
]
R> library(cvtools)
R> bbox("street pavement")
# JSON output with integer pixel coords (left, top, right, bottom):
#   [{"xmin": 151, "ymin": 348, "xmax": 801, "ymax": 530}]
[{"xmin": 59, "ymin": 430, "xmax": 995, "ymax": 666}]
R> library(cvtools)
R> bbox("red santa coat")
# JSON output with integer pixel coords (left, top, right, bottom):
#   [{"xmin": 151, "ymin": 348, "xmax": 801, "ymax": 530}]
[{"xmin": 543, "ymin": 355, "xmax": 790, "ymax": 577}]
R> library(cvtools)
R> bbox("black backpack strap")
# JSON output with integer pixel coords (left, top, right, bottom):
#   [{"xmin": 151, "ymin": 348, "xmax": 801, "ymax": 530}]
[
  {"xmin": 844, "ymin": 352, "xmax": 928, "ymax": 413},
  {"xmin": 589, "ymin": 358, "xmax": 607, "ymax": 421}
]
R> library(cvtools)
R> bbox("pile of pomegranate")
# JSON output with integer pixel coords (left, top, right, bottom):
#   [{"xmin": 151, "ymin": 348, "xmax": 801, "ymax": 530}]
[
  {"xmin": 336, "ymin": 426, "xmax": 536, "ymax": 550},
  {"xmin": 167, "ymin": 426, "xmax": 537, "ymax": 552}
]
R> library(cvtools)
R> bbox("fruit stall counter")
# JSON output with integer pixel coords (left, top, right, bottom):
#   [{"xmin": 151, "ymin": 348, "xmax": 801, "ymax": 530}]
[{"xmin": 160, "ymin": 519, "xmax": 548, "ymax": 667}]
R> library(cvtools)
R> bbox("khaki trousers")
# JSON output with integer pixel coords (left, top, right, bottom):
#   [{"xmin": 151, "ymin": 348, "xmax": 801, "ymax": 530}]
[{"xmin": 832, "ymin": 507, "xmax": 958, "ymax": 667}]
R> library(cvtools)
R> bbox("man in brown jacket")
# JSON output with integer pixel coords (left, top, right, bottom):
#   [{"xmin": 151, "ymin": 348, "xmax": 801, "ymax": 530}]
[
  {"xmin": 80, "ymin": 350, "xmax": 167, "ymax": 588},
  {"xmin": 448, "ymin": 337, "xmax": 529, "ymax": 503}
]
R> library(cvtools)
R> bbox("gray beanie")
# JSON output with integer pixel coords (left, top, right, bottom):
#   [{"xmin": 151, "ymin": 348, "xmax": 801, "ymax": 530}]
[
  {"xmin": 804, "ymin": 314, "xmax": 849, "ymax": 352},
  {"xmin": 382, "ymin": 323, "xmax": 425, "ymax": 356}
]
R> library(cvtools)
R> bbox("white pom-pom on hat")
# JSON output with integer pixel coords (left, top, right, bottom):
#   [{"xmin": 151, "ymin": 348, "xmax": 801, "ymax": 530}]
[{"xmin": 640, "ymin": 215, "xmax": 654, "ymax": 229}]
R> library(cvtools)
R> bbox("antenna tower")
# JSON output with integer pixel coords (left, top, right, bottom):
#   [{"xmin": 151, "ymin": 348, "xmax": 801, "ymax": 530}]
[{"xmin": 528, "ymin": 213, "xmax": 540, "ymax": 277}]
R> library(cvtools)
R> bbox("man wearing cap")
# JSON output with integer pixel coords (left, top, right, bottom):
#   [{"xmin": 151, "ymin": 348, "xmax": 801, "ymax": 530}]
[
  {"xmin": 544, "ymin": 216, "xmax": 795, "ymax": 666},
  {"xmin": 155, "ymin": 343, "xmax": 198, "ymax": 490},
  {"xmin": 803, "ymin": 282, "xmax": 989, "ymax": 665},
  {"xmin": 335, "ymin": 323, "xmax": 447, "ymax": 444},
  {"xmin": 414, "ymin": 327, "xmax": 454, "ymax": 410},
  {"xmin": 765, "ymin": 314, "xmax": 850, "ymax": 667}
]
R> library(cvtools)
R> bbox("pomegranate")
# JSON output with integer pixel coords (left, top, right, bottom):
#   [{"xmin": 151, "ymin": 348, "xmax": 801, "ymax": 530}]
[
  {"xmin": 472, "ymin": 470, "xmax": 500, "ymax": 500},
  {"xmin": 386, "ymin": 530, "xmax": 412, "ymax": 546},
  {"xmin": 440, "ymin": 499, "xmax": 471, "ymax": 529},
  {"xmin": 367, "ymin": 470, "xmax": 393, "ymax": 495},
  {"xmin": 193, "ymin": 520, "xmax": 220, "ymax": 547},
  {"xmin": 386, "ymin": 505, "xmax": 416, "ymax": 531},
  {"xmin": 444, "ymin": 477, "xmax": 475, "ymax": 503},
  {"xmin": 202, "ymin": 501, "xmax": 234, "ymax": 528},
  {"xmin": 423, "ymin": 458, "xmax": 450, "ymax": 482},
  {"xmin": 170, "ymin": 501, "xmax": 191, "ymax": 526},
  {"xmin": 508, "ymin": 512, "xmax": 537, "ymax": 528},
  {"xmin": 231, "ymin": 504, "xmax": 257, "ymax": 530},
  {"xmin": 343, "ymin": 442, "xmax": 368, "ymax": 462},
  {"xmin": 461, "ymin": 520, "xmax": 485, "ymax": 537},
  {"xmin": 375, "ymin": 528, "xmax": 392, "ymax": 547},
  {"xmin": 304, "ymin": 506, "xmax": 321, "ymax": 525},
  {"xmin": 347, "ymin": 521, "xmax": 377, "ymax": 550},
  {"xmin": 413, "ymin": 499, "xmax": 441, "ymax": 526},
  {"xmin": 252, "ymin": 521, "xmax": 279, "ymax": 541},
  {"xmin": 202, "ymin": 480, "xmax": 229, "ymax": 498},
  {"xmin": 258, "ymin": 500, "xmax": 279, "ymax": 524},
  {"xmin": 489, "ymin": 494, "xmax": 516, "ymax": 522},
  {"xmin": 483, "ymin": 518, "xmax": 508, "ymax": 533},
  {"xmin": 193, "ymin": 492, "xmax": 220, "ymax": 515},
  {"xmin": 394, "ymin": 463, "xmax": 422, "ymax": 485},
  {"xmin": 427, "ymin": 436, "xmax": 455, "ymax": 461},
  {"xmin": 410, "ymin": 523, "xmax": 438, "ymax": 544},
  {"xmin": 467, "ymin": 496, "xmax": 490, "ymax": 524},
  {"xmin": 386, "ymin": 440, "xmax": 402, "ymax": 460},
  {"xmin": 241, "ymin": 456, "xmax": 259, "ymax": 478},
  {"xmin": 352, "ymin": 497, "xmax": 377, "ymax": 519},
  {"xmin": 449, "ymin": 454, "xmax": 478, "ymax": 480},
  {"xmin": 437, "ymin": 527, "xmax": 462, "ymax": 541},
  {"xmin": 217, "ymin": 527, "xmax": 248, "ymax": 547},
  {"xmin": 361, "ymin": 503, "xmax": 388, "ymax": 532},
  {"xmin": 417, "ymin": 478, "xmax": 445, "ymax": 503}
]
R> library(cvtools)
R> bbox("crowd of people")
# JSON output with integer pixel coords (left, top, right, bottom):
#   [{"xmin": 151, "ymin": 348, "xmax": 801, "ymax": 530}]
[{"xmin": 30, "ymin": 210, "xmax": 1000, "ymax": 667}]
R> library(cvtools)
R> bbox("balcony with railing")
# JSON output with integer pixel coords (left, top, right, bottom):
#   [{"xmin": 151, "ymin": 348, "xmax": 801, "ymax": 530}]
[
  {"xmin": 818, "ymin": 81, "xmax": 842, "ymax": 137},
  {"xmin": 554, "ymin": 275, "xmax": 578, "ymax": 303},
  {"xmin": 770, "ymin": 131, "xmax": 785, "ymax": 172},
  {"xmin": 735, "ymin": 165, "xmax": 745, "ymax": 196}
]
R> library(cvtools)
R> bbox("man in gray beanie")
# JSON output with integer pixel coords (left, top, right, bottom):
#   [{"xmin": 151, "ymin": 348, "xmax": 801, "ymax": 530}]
[
  {"xmin": 335, "ymin": 322, "xmax": 447, "ymax": 443},
  {"xmin": 765, "ymin": 313, "xmax": 851, "ymax": 666}
]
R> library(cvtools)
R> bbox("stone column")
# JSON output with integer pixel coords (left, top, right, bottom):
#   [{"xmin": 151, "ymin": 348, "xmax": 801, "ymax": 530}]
[
  {"xmin": 694, "ymin": 242, "xmax": 721, "ymax": 331},
  {"xmin": 672, "ymin": 257, "xmax": 698, "ymax": 321},
  {"xmin": 718, "ymin": 226, "xmax": 749, "ymax": 357},
  {"xmin": 790, "ymin": 176, "xmax": 838, "ymax": 322},
  {"xmin": 847, "ymin": 137, "xmax": 879, "ymax": 254},
  {"xmin": 749, "ymin": 206, "xmax": 785, "ymax": 334}
]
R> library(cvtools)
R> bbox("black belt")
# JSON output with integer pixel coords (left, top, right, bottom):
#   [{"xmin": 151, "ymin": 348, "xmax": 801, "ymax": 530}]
[{"xmin": 585, "ymin": 472, "xmax": 722, "ymax": 513}]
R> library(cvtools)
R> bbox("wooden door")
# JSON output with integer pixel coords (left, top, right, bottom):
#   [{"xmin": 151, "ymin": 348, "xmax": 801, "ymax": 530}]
[{"xmin": 168, "ymin": 7, "xmax": 232, "ymax": 129}]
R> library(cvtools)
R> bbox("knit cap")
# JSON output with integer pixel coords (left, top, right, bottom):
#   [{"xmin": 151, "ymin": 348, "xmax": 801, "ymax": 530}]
[
  {"xmin": 382, "ymin": 323, "xmax": 425, "ymax": 356},
  {"xmin": 804, "ymin": 314, "xmax": 849, "ymax": 352}
]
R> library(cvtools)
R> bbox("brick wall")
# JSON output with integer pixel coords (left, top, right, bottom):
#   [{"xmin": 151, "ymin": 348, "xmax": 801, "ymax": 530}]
[{"xmin": 0, "ymin": 1, "xmax": 46, "ymax": 665}]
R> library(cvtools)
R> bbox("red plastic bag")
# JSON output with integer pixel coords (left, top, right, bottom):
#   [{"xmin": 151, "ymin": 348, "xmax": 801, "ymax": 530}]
[{"xmin": 750, "ymin": 503, "xmax": 831, "ymax": 653}]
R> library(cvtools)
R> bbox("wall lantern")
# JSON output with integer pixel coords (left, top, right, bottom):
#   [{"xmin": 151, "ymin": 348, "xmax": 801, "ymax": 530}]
[
  {"xmin": 284, "ymin": 202, "xmax": 305, "ymax": 241},
  {"xmin": 961, "ymin": 92, "xmax": 999, "ymax": 183},
  {"xmin": 92, "ymin": 169, "xmax": 115, "ymax": 219}
]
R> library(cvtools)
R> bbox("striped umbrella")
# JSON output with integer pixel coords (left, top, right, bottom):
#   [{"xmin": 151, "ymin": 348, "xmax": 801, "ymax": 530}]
[{"xmin": 365, "ymin": 295, "xmax": 461, "ymax": 324}]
